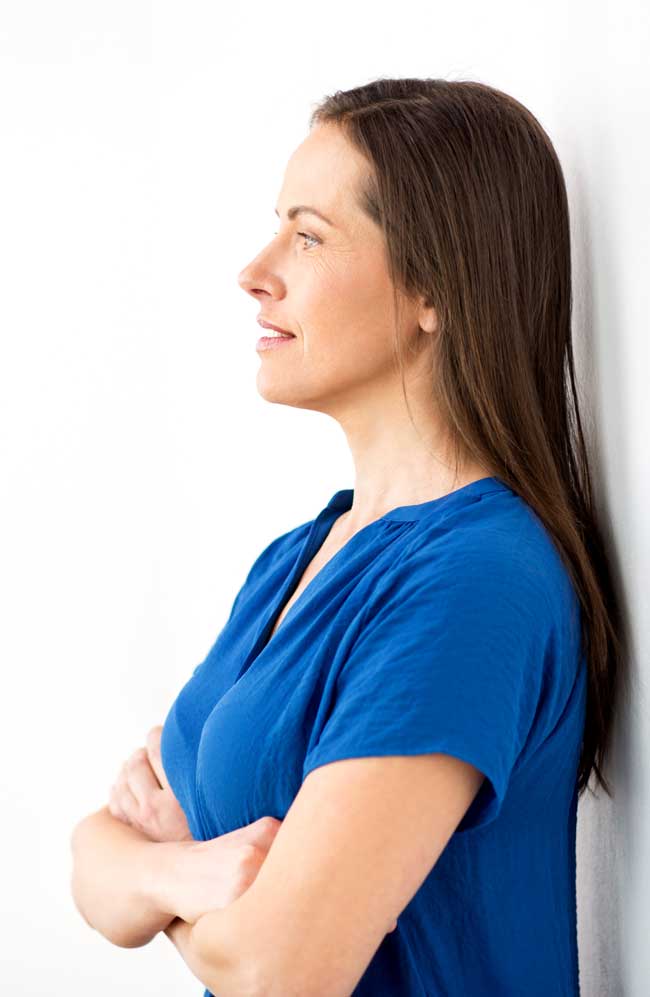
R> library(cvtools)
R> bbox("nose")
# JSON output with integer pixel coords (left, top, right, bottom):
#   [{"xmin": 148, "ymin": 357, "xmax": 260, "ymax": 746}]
[
  {"xmin": 238, "ymin": 269, "xmax": 268, "ymax": 301},
  {"xmin": 238, "ymin": 257, "xmax": 284, "ymax": 302},
  {"xmin": 238, "ymin": 251, "xmax": 266, "ymax": 290},
  {"xmin": 237, "ymin": 264, "xmax": 253, "ymax": 292}
]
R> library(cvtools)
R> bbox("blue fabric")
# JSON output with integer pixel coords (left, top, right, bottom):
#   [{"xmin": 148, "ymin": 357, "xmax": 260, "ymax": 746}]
[{"xmin": 161, "ymin": 476, "xmax": 587, "ymax": 996}]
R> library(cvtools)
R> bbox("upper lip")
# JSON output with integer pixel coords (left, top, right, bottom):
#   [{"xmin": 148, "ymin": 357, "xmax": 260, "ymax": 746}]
[{"xmin": 257, "ymin": 317, "xmax": 295, "ymax": 336}]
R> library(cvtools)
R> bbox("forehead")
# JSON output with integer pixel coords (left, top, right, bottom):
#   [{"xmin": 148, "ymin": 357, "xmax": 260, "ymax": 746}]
[{"xmin": 277, "ymin": 124, "xmax": 369, "ymax": 225}]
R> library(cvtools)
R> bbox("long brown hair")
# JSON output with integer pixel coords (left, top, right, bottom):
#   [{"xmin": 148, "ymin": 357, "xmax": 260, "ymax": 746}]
[{"xmin": 309, "ymin": 77, "xmax": 628, "ymax": 801}]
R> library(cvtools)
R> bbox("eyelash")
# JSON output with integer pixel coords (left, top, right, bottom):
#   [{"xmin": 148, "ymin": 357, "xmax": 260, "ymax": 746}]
[{"xmin": 272, "ymin": 230, "xmax": 320, "ymax": 249}]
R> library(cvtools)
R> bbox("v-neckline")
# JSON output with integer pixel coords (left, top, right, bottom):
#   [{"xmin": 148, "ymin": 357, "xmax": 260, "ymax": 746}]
[
  {"xmin": 256, "ymin": 505, "xmax": 349, "ymax": 653},
  {"xmin": 234, "ymin": 476, "xmax": 507, "ymax": 682},
  {"xmin": 233, "ymin": 502, "xmax": 357, "ymax": 682},
  {"xmin": 265, "ymin": 508, "xmax": 353, "ymax": 643}
]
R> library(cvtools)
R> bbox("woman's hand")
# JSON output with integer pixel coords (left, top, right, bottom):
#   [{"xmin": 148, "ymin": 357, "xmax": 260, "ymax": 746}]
[
  {"xmin": 168, "ymin": 816, "xmax": 398, "ymax": 934},
  {"xmin": 169, "ymin": 816, "xmax": 283, "ymax": 924},
  {"xmin": 108, "ymin": 725, "xmax": 194, "ymax": 843},
  {"xmin": 109, "ymin": 727, "xmax": 398, "ymax": 933}
]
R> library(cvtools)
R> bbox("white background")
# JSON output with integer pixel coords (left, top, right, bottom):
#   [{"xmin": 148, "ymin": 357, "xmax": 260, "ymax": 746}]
[{"xmin": 1, "ymin": 1, "xmax": 648, "ymax": 993}]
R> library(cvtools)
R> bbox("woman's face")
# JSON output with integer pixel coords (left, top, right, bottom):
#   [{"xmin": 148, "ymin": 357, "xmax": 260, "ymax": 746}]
[{"xmin": 238, "ymin": 123, "xmax": 429, "ymax": 418}]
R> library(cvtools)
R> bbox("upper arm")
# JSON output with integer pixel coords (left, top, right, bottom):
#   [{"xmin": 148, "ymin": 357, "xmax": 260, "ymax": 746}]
[{"xmin": 192, "ymin": 751, "xmax": 485, "ymax": 996}]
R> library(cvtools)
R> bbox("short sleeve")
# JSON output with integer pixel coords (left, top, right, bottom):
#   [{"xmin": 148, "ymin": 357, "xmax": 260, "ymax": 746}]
[{"xmin": 301, "ymin": 539, "xmax": 554, "ymax": 833}]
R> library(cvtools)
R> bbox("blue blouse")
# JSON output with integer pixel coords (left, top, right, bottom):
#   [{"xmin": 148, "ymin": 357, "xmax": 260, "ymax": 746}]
[{"xmin": 161, "ymin": 476, "xmax": 587, "ymax": 996}]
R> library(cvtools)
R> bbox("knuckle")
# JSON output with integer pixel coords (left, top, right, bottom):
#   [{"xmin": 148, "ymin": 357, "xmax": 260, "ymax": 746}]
[
  {"xmin": 238, "ymin": 842, "xmax": 262, "ymax": 870},
  {"xmin": 147, "ymin": 726, "xmax": 162, "ymax": 746},
  {"xmin": 236, "ymin": 844, "xmax": 263, "ymax": 889},
  {"xmin": 128, "ymin": 747, "xmax": 147, "ymax": 769}
]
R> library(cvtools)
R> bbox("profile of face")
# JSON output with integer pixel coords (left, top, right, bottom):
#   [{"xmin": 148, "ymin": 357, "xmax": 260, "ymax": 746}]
[{"xmin": 237, "ymin": 123, "xmax": 436, "ymax": 419}]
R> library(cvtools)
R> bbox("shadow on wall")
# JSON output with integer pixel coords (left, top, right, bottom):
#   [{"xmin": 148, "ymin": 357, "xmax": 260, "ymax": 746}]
[{"xmin": 571, "ymin": 154, "xmax": 637, "ymax": 997}]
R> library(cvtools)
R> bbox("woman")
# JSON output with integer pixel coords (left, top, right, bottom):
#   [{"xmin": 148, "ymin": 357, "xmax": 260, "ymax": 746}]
[{"xmin": 73, "ymin": 78, "xmax": 625, "ymax": 996}]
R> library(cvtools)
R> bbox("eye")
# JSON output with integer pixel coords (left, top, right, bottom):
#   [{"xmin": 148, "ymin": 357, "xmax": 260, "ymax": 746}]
[
  {"xmin": 272, "ymin": 230, "xmax": 320, "ymax": 249},
  {"xmin": 297, "ymin": 231, "xmax": 320, "ymax": 249}
]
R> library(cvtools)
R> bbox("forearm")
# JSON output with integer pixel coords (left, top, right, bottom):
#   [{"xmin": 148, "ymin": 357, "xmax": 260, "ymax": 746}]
[
  {"xmin": 164, "ymin": 917, "xmax": 223, "ymax": 990},
  {"xmin": 70, "ymin": 805, "xmax": 179, "ymax": 948}
]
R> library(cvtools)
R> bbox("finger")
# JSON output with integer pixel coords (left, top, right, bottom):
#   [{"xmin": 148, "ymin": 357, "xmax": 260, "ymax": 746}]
[
  {"xmin": 109, "ymin": 775, "xmax": 138, "ymax": 825},
  {"xmin": 145, "ymin": 726, "xmax": 172, "ymax": 792},
  {"xmin": 108, "ymin": 782, "xmax": 128, "ymax": 822},
  {"xmin": 118, "ymin": 782, "xmax": 139, "ymax": 825},
  {"xmin": 240, "ymin": 816, "xmax": 283, "ymax": 850},
  {"xmin": 110, "ymin": 760, "xmax": 132, "ymax": 806},
  {"xmin": 126, "ymin": 747, "xmax": 163, "ymax": 806}
]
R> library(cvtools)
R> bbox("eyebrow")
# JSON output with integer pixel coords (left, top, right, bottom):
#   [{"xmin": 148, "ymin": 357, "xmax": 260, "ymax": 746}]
[{"xmin": 274, "ymin": 205, "xmax": 335, "ymax": 226}]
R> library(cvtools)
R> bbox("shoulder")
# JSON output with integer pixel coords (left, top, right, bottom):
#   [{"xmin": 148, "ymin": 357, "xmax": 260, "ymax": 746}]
[
  {"xmin": 372, "ymin": 487, "xmax": 581, "ymax": 658},
  {"xmin": 409, "ymin": 486, "xmax": 575, "ymax": 600}
]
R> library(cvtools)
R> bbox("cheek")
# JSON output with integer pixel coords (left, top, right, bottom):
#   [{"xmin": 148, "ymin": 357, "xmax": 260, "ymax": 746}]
[
  {"xmin": 301, "ymin": 319, "xmax": 396, "ymax": 394},
  {"xmin": 300, "ymin": 266, "xmax": 396, "ymax": 372}
]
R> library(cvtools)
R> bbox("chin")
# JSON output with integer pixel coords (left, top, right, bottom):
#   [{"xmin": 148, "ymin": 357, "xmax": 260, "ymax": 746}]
[{"xmin": 255, "ymin": 372, "xmax": 330, "ymax": 413}]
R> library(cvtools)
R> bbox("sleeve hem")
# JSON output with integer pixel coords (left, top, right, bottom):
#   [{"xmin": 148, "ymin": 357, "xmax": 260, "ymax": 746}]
[{"xmin": 302, "ymin": 741, "xmax": 506, "ymax": 834}]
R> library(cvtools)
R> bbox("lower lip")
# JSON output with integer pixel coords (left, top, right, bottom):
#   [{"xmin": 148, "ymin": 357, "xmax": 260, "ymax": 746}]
[{"xmin": 256, "ymin": 335, "xmax": 296, "ymax": 352}]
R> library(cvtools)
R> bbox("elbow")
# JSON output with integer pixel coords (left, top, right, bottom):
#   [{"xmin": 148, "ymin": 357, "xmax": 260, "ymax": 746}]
[
  {"xmin": 70, "ymin": 879, "xmax": 153, "ymax": 949},
  {"xmin": 69, "ymin": 846, "xmax": 94, "ymax": 933},
  {"xmin": 69, "ymin": 818, "xmax": 87, "ymax": 859},
  {"xmin": 108, "ymin": 929, "xmax": 158, "ymax": 950},
  {"xmin": 69, "ymin": 868, "xmax": 113, "ymax": 944},
  {"xmin": 70, "ymin": 893, "xmax": 96, "ymax": 934},
  {"xmin": 191, "ymin": 907, "xmax": 266, "ymax": 996},
  {"xmin": 69, "ymin": 842, "xmax": 158, "ymax": 950}
]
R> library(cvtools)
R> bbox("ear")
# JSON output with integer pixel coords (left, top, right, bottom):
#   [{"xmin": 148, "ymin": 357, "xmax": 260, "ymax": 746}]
[{"xmin": 417, "ymin": 300, "xmax": 438, "ymax": 335}]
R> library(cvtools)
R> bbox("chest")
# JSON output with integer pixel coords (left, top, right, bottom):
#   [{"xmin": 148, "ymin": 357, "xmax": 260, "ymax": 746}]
[{"xmin": 162, "ymin": 516, "xmax": 415, "ymax": 839}]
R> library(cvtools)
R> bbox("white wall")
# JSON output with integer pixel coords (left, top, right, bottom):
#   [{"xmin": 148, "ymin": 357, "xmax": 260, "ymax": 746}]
[{"xmin": 1, "ymin": 2, "xmax": 647, "ymax": 993}]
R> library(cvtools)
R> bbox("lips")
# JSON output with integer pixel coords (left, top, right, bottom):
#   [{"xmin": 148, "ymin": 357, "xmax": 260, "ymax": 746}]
[{"xmin": 257, "ymin": 318, "xmax": 295, "ymax": 337}]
